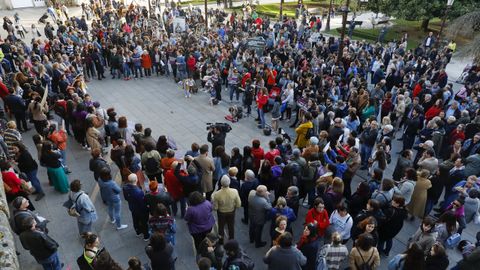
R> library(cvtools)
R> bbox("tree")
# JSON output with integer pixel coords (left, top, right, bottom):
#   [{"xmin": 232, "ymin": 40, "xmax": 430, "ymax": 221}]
[
  {"xmin": 372, "ymin": 0, "xmax": 476, "ymax": 32},
  {"xmin": 447, "ymin": 10, "xmax": 480, "ymax": 63}
]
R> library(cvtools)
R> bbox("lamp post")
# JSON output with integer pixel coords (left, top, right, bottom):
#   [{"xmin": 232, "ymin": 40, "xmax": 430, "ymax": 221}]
[
  {"xmin": 438, "ymin": 0, "xmax": 455, "ymax": 44},
  {"xmin": 337, "ymin": 0, "xmax": 350, "ymax": 63}
]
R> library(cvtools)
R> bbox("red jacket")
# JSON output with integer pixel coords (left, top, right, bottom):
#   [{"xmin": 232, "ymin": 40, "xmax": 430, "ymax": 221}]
[
  {"xmin": 413, "ymin": 83, "xmax": 423, "ymax": 98},
  {"xmin": 163, "ymin": 169, "xmax": 184, "ymax": 201},
  {"xmin": 425, "ymin": 105, "xmax": 442, "ymax": 121},
  {"xmin": 256, "ymin": 94, "xmax": 268, "ymax": 110},
  {"xmin": 251, "ymin": 147, "xmax": 264, "ymax": 172},
  {"xmin": 264, "ymin": 149, "xmax": 280, "ymax": 165},
  {"xmin": 186, "ymin": 57, "xmax": 196, "ymax": 72},
  {"xmin": 305, "ymin": 208, "xmax": 330, "ymax": 236},
  {"xmin": 141, "ymin": 54, "xmax": 152, "ymax": 68},
  {"xmin": 2, "ymin": 171, "xmax": 22, "ymax": 194},
  {"xmin": 0, "ymin": 82, "xmax": 9, "ymax": 99},
  {"xmin": 450, "ymin": 130, "xmax": 465, "ymax": 145}
]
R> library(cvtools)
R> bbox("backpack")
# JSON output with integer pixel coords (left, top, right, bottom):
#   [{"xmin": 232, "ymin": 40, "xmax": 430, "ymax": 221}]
[
  {"xmin": 228, "ymin": 253, "xmax": 254, "ymax": 270},
  {"xmin": 53, "ymin": 103, "xmax": 67, "ymax": 118},
  {"xmin": 355, "ymin": 249, "xmax": 374, "ymax": 270},
  {"xmin": 316, "ymin": 244, "xmax": 329, "ymax": 270},
  {"xmin": 305, "ymin": 128, "xmax": 314, "ymax": 140},
  {"xmin": 188, "ymin": 159, "xmax": 203, "ymax": 182},
  {"xmin": 145, "ymin": 156, "xmax": 160, "ymax": 174},
  {"xmin": 445, "ymin": 233, "xmax": 462, "ymax": 249}
]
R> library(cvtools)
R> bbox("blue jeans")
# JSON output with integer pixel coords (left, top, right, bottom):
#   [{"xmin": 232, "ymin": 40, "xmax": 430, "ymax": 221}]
[
  {"xmin": 77, "ymin": 220, "xmax": 93, "ymax": 235},
  {"xmin": 123, "ymin": 64, "xmax": 131, "ymax": 78},
  {"xmin": 360, "ymin": 144, "xmax": 373, "ymax": 167},
  {"xmin": 37, "ymin": 251, "xmax": 61, "ymax": 270},
  {"xmin": 229, "ymin": 85, "xmax": 239, "ymax": 101},
  {"xmin": 111, "ymin": 68, "xmax": 121, "ymax": 79},
  {"xmin": 259, "ymin": 108, "xmax": 266, "ymax": 128},
  {"xmin": 26, "ymin": 169, "xmax": 43, "ymax": 194},
  {"xmin": 171, "ymin": 197, "xmax": 187, "ymax": 218},
  {"xmin": 59, "ymin": 150, "xmax": 68, "ymax": 169},
  {"xmin": 107, "ymin": 200, "xmax": 122, "ymax": 227},
  {"xmin": 133, "ymin": 66, "xmax": 142, "ymax": 78}
]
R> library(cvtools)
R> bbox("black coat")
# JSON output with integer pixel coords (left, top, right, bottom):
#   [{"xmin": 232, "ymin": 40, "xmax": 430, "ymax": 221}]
[
  {"xmin": 425, "ymin": 254, "xmax": 449, "ymax": 270},
  {"xmin": 378, "ymin": 206, "xmax": 408, "ymax": 240}
]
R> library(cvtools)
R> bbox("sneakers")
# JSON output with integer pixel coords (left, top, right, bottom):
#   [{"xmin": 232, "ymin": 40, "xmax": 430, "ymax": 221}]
[
  {"xmin": 110, "ymin": 219, "xmax": 116, "ymax": 224},
  {"xmin": 116, "ymin": 224, "xmax": 128, "ymax": 230}
]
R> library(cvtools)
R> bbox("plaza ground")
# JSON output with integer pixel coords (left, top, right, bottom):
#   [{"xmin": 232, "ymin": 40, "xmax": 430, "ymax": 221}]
[{"xmin": 0, "ymin": 4, "xmax": 477, "ymax": 270}]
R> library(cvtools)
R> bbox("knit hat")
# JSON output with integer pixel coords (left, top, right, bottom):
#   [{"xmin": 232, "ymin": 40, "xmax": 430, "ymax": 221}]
[
  {"xmin": 149, "ymin": 181, "xmax": 158, "ymax": 191},
  {"xmin": 220, "ymin": 175, "xmax": 231, "ymax": 188}
]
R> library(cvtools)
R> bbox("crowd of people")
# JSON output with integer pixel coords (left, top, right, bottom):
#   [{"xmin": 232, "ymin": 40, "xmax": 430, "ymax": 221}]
[{"xmin": 2, "ymin": 0, "xmax": 480, "ymax": 270}]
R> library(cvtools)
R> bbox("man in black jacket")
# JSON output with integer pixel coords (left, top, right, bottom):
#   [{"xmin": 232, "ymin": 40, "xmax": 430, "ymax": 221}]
[
  {"xmin": 360, "ymin": 120, "xmax": 379, "ymax": 169},
  {"xmin": 403, "ymin": 108, "xmax": 422, "ymax": 151},
  {"xmin": 4, "ymin": 88, "xmax": 28, "ymax": 132},
  {"xmin": 207, "ymin": 125, "xmax": 226, "ymax": 157},
  {"xmin": 19, "ymin": 216, "xmax": 63, "ymax": 270}
]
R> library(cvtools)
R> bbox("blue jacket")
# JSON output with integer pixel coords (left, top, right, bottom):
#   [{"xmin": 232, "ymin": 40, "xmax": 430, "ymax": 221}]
[
  {"xmin": 98, "ymin": 179, "xmax": 121, "ymax": 203},
  {"xmin": 4, "ymin": 94, "xmax": 26, "ymax": 114},
  {"xmin": 123, "ymin": 183, "xmax": 148, "ymax": 214}
]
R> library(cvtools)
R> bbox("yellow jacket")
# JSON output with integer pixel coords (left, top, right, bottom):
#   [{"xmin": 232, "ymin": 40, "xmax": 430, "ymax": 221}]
[
  {"xmin": 294, "ymin": 121, "xmax": 313, "ymax": 148},
  {"xmin": 212, "ymin": 187, "xmax": 241, "ymax": 213}
]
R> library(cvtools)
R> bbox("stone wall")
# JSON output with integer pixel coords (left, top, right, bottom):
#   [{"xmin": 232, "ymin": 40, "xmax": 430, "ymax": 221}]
[{"xmin": 0, "ymin": 175, "xmax": 20, "ymax": 270}]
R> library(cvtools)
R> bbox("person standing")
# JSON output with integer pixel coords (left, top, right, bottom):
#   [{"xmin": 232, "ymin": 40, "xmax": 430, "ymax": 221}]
[
  {"xmin": 123, "ymin": 173, "xmax": 149, "ymax": 241},
  {"xmin": 40, "ymin": 141, "xmax": 69, "ymax": 193},
  {"xmin": 145, "ymin": 232, "xmax": 176, "ymax": 270},
  {"xmin": 68, "ymin": 180, "xmax": 97, "ymax": 236},
  {"xmin": 248, "ymin": 185, "xmax": 272, "ymax": 248},
  {"xmin": 264, "ymin": 232, "xmax": 307, "ymax": 270},
  {"xmin": 184, "ymin": 191, "xmax": 216, "ymax": 252},
  {"xmin": 349, "ymin": 233, "xmax": 381, "ymax": 270},
  {"xmin": 195, "ymin": 144, "xmax": 215, "ymax": 200},
  {"xmin": 97, "ymin": 168, "xmax": 128, "ymax": 230},
  {"xmin": 12, "ymin": 142, "xmax": 44, "ymax": 201},
  {"xmin": 207, "ymin": 126, "xmax": 226, "ymax": 157},
  {"xmin": 19, "ymin": 216, "xmax": 63, "ymax": 270},
  {"xmin": 240, "ymin": 169, "xmax": 259, "ymax": 224},
  {"xmin": 212, "ymin": 175, "xmax": 241, "ymax": 240},
  {"xmin": 47, "ymin": 123, "xmax": 71, "ymax": 174},
  {"xmin": 4, "ymin": 90, "xmax": 28, "ymax": 132},
  {"xmin": 305, "ymin": 198, "xmax": 330, "ymax": 239},
  {"xmin": 11, "ymin": 196, "xmax": 48, "ymax": 235}
]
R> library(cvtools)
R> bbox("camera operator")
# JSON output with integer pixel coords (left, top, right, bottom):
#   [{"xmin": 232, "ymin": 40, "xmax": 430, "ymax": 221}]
[{"xmin": 207, "ymin": 125, "xmax": 226, "ymax": 157}]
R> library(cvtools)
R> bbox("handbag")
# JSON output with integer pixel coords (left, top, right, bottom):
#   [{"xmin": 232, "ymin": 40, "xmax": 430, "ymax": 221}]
[
  {"xmin": 445, "ymin": 233, "xmax": 461, "ymax": 249},
  {"xmin": 63, "ymin": 192, "xmax": 84, "ymax": 217},
  {"xmin": 316, "ymin": 244, "xmax": 329, "ymax": 270}
]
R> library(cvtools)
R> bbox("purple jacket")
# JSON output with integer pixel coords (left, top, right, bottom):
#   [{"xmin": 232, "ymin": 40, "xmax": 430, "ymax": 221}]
[{"xmin": 184, "ymin": 200, "xmax": 215, "ymax": 234}]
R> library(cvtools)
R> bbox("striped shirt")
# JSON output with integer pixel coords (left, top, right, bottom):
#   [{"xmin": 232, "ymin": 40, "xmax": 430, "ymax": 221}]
[{"xmin": 322, "ymin": 244, "xmax": 349, "ymax": 270}]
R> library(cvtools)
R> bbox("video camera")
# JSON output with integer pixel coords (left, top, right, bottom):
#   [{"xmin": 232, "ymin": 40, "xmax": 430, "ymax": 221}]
[{"xmin": 206, "ymin": 122, "xmax": 232, "ymax": 133}]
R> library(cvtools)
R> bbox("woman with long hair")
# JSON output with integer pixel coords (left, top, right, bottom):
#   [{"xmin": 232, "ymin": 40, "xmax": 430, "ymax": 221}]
[
  {"xmin": 388, "ymin": 243, "xmax": 426, "ymax": 270},
  {"xmin": 27, "ymin": 95, "xmax": 48, "ymax": 134},
  {"xmin": 213, "ymin": 145, "xmax": 230, "ymax": 189},
  {"xmin": 12, "ymin": 142, "xmax": 44, "ymax": 201},
  {"xmin": 40, "ymin": 141, "xmax": 69, "ymax": 193},
  {"xmin": 408, "ymin": 216, "xmax": 437, "ymax": 255},
  {"xmin": 297, "ymin": 223, "xmax": 320, "ymax": 270},
  {"xmin": 425, "ymin": 242, "xmax": 449, "ymax": 270},
  {"xmin": 349, "ymin": 233, "xmax": 380, "ymax": 270},
  {"xmin": 351, "ymin": 216, "xmax": 379, "ymax": 246}
]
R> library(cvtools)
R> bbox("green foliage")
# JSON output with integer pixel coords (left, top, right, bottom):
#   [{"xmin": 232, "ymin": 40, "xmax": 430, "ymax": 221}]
[{"xmin": 370, "ymin": 0, "xmax": 472, "ymax": 21}]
